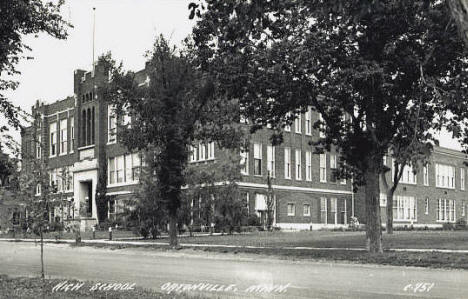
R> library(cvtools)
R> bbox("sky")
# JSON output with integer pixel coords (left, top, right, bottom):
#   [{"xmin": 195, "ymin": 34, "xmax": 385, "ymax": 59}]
[
  {"xmin": 2, "ymin": 0, "xmax": 463, "ymax": 151},
  {"xmin": 5, "ymin": 0, "xmax": 194, "ymax": 130}
]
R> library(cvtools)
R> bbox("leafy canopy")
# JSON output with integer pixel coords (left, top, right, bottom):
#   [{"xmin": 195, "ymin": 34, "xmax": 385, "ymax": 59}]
[{"xmin": 190, "ymin": 0, "xmax": 468, "ymax": 183}]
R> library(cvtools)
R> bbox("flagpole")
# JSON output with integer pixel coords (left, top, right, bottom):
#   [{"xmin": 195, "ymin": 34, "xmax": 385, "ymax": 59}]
[{"xmin": 92, "ymin": 7, "xmax": 96, "ymax": 75}]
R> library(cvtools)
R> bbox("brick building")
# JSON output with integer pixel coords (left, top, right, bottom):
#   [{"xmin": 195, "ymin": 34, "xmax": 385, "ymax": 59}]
[{"xmin": 21, "ymin": 60, "xmax": 468, "ymax": 231}]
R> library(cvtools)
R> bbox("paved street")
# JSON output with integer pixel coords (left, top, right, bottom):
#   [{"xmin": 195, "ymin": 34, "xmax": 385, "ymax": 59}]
[{"xmin": 0, "ymin": 241, "xmax": 467, "ymax": 298}]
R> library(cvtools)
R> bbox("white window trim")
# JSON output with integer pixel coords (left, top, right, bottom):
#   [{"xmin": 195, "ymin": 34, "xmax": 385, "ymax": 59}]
[
  {"xmin": 253, "ymin": 143, "xmax": 262, "ymax": 176},
  {"xmin": 461, "ymin": 168, "xmax": 465, "ymax": 191},
  {"xmin": 305, "ymin": 151, "xmax": 312, "ymax": 181},
  {"xmin": 49, "ymin": 122, "xmax": 57, "ymax": 157},
  {"xmin": 320, "ymin": 154, "xmax": 327, "ymax": 183},
  {"xmin": 320, "ymin": 197, "xmax": 327, "ymax": 224},
  {"xmin": 436, "ymin": 198, "xmax": 456, "ymax": 223},
  {"xmin": 435, "ymin": 163, "xmax": 456, "ymax": 189},
  {"xmin": 284, "ymin": 147, "xmax": 291, "ymax": 179},
  {"xmin": 69, "ymin": 116, "xmax": 75, "ymax": 154},
  {"xmin": 393, "ymin": 195, "xmax": 417, "ymax": 222},
  {"xmin": 107, "ymin": 105, "xmax": 117, "ymax": 144},
  {"xmin": 305, "ymin": 107, "xmax": 312, "ymax": 136},
  {"xmin": 295, "ymin": 149, "xmax": 302, "ymax": 180},
  {"xmin": 287, "ymin": 203, "xmax": 295, "ymax": 216},
  {"xmin": 303, "ymin": 204, "xmax": 311, "ymax": 216},
  {"xmin": 294, "ymin": 113, "xmax": 302, "ymax": 134},
  {"xmin": 59, "ymin": 118, "xmax": 68, "ymax": 156},
  {"xmin": 240, "ymin": 149, "xmax": 249, "ymax": 175},
  {"xmin": 267, "ymin": 145, "xmax": 275, "ymax": 178}
]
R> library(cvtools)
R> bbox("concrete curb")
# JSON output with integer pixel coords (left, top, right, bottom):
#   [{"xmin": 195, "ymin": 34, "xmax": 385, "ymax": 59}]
[{"xmin": 1, "ymin": 238, "xmax": 467, "ymax": 253}]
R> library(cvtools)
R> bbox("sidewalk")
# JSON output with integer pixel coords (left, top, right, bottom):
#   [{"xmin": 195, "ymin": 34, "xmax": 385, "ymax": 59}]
[{"xmin": 1, "ymin": 237, "xmax": 468, "ymax": 254}]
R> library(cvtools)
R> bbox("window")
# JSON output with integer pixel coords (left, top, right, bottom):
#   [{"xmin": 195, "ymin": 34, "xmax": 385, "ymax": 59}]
[
  {"xmin": 330, "ymin": 154, "xmax": 337, "ymax": 169},
  {"xmin": 190, "ymin": 142, "xmax": 215, "ymax": 162},
  {"xmin": 295, "ymin": 149, "xmax": 302, "ymax": 180},
  {"xmin": 435, "ymin": 164, "xmax": 455, "ymax": 189},
  {"xmin": 240, "ymin": 149, "xmax": 249, "ymax": 175},
  {"xmin": 305, "ymin": 107, "xmax": 312, "ymax": 135},
  {"xmin": 320, "ymin": 197, "xmax": 327, "ymax": 223},
  {"xmin": 294, "ymin": 113, "xmax": 301, "ymax": 133},
  {"xmin": 331, "ymin": 198, "xmax": 338, "ymax": 224},
  {"xmin": 207, "ymin": 142, "xmax": 215, "ymax": 160},
  {"xmin": 463, "ymin": 204, "xmax": 466, "ymax": 217},
  {"xmin": 131, "ymin": 153, "xmax": 141, "ymax": 181},
  {"xmin": 60, "ymin": 119, "xmax": 67, "ymax": 154},
  {"xmin": 49, "ymin": 169, "xmax": 57, "ymax": 192},
  {"xmin": 320, "ymin": 154, "xmax": 327, "ymax": 182},
  {"xmin": 109, "ymin": 153, "xmax": 140, "ymax": 185},
  {"xmin": 287, "ymin": 203, "xmax": 295, "ymax": 216},
  {"xmin": 284, "ymin": 112, "xmax": 291, "ymax": 132},
  {"xmin": 35, "ymin": 183, "xmax": 41, "ymax": 196},
  {"xmin": 284, "ymin": 148, "xmax": 291, "ymax": 179},
  {"xmin": 125, "ymin": 154, "xmax": 132, "ymax": 183},
  {"xmin": 190, "ymin": 145, "xmax": 196, "ymax": 162},
  {"xmin": 393, "ymin": 195, "xmax": 417, "ymax": 221},
  {"xmin": 122, "ymin": 104, "xmax": 131, "ymax": 126},
  {"xmin": 423, "ymin": 166, "xmax": 429, "ymax": 186},
  {"xmin": 50, "ymin": 122, "xmax": 57, "ymax": 156},
  {"xmin": 36, "ymin": 135, "xmax": 41, "ymax": 159},
  {"xmin": 461, "ymin": 168, "xmax": 465, "ymax": 190},
  {"xmin": 340, "ymin": 199, "xmax": 347, "ymax": 225},
  {"xmin": 318, "ymin": 113, "xmax": 325, "ymax": 138},
  {"xmin": 305, "ymin": 151, "xmax": 312, "ymax": 181},
  {"xmin": 253, "ymin": 143, "xmax": 262, "ymax": 176},
  {"xmin": 330, "ymin": 154, "xmax": 337, "ymax": 182},
  {"xmin": 255, "ymin": 193, "xmax": 267, "ymax": 211},
  {"xmin": 303, "ymin": 204, "xmax": 311, "ymax": 216},
  {"xmin": 425, "ymin": 198, "xmax": 429, "ymax": 215},
  {"xmin": 108, "ymin": 157, "xmax": 115, "ymax": 184},
  {"xmin": 70, "ymin": 116, "xmax": 75, "ymax": 151},
  {"xmin": 66, "ymin": 168, "xmax": 73, "ymax": 191},
  {"xmin": 393, "ymin": 161, "xmax": 417, "ymax": 184},
  {"xmin": 108, "ymin": 105, "xmax": 116, "ymax": 143},
  {"xmin": 267, "ymin": 145, "xmax": 275, "ymax": 177},
  {"xmin": 116, "ymin": 156, "xmax": 124, "ymax": 183},
  {"xmin": 437, "ymin": 199, "xmax": 456, "ymax": 222},
  {"xmin": 56, "ymin": 168, "xmax": 63, "ymax": 192},
  {"xmin": 198, "ymin": 142, "xmax": 206, "ymax": 160}
]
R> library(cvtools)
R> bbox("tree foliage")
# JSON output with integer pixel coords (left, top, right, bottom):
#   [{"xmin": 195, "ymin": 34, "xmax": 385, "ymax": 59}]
[
  {"xmin": 190, "ymin": 0, "xmax": 468, "ymax": 252},
  {"xmin": 101, "ymin": 35, "xmax": 245, "ymax": 247},
  {"xmin": 0, "ymin": 0, "xmax": 70, "ymax": 131}
]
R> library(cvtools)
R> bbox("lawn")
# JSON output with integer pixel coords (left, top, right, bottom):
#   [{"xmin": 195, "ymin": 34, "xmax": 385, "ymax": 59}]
[
  {"xmin": 171, "ymin": 230, "xmax": 468, "ymax": 250},
  {"xmin": 0, "ymin": 275, "xmax": 199, "ymax": 299},
  {"xmin": 0, "ymin": 229, "xmax": 137, "ymax": 240}
]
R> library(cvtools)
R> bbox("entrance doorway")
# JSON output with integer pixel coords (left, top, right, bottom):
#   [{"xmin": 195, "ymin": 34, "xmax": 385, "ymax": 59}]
[{"xmin": 79, "ymin": 181, "xmax": 93, "ymax": 217}]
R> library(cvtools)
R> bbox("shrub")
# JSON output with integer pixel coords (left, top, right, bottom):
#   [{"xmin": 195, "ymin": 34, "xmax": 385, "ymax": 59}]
[
  {"xmin": 349, "ymin": 216, "xmax": 360, "ymax": 231},
  {"xmin": 442, "ymin": 222, "xmax": 455, "ymax": 230},
  {"xmin": 455, "ymin": 218, "xmax": 467, "ymax": 230},
  {"xmin": 247, "ymin": 214, "xmax": 260, "ymax": 227}
]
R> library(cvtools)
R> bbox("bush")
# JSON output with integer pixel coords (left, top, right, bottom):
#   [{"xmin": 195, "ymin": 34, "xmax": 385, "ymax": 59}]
[
  {"xmin": 455, "ymin": 218, "xmax": 467, "ymax": 230},
  {"xmin": 247, "ymin": 214, "xmax": 261, "ymax": 226},
  {"xmin": 442, "ymin": 222, "xmax": 455, "ymax": 230},
  {"xmin": 349, "ymin": 216, "xmax": 360, "ymax": 231}
]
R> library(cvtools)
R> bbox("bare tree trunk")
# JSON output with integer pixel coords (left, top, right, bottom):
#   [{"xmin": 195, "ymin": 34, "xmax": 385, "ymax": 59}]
[
  {"xmin": 364, "ymin": 157, "xmax": 383, "ymax": 254},
  {"xmin": 169, "ymin": 211, "xmax": 178, "ymax": 248},
  {"xmin": 448, "ymin": 0, "xmax": 468, "ymax": 48},
  {"xmin": 386, "ymin": 188, "xmax": 395, "ymax": 234},
  {"xmin": 40, "ymin": 225, "xmax": 44, "ymax": 279}
]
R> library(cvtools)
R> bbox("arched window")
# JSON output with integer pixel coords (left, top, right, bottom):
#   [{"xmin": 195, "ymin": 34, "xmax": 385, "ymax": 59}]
[{"xmin": 82, "ymin": 110, "xmax": 87, "ymax": 146}]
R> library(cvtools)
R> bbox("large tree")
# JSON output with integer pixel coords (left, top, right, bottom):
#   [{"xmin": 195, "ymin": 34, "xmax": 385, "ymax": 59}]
[
  {"xmin": 190, "ymin": 1, "xmax": 468, "ymax": 252},
  {"xmin": 0, "ymin": 0, "xmax": 70, "ymax": 131},
  {"xmin": 102, "ymin": 36, "xmax": 243, "ymax": 247}
]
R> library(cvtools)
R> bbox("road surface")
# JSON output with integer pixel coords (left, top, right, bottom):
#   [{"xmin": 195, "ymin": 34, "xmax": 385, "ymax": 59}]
[{"xmin": 0, "ymin": 241, "xmax": 466, "ymax": 298}]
